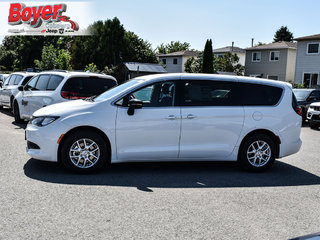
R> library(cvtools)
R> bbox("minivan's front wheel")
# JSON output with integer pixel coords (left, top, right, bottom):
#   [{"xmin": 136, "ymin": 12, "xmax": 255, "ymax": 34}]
[
  {"xmin": 61, "ymin": 131, "xmax": 108, "ymax": 173},
  {"xmin": 238, "ymin": 134, "xmax": 276, "ymax": 172}
]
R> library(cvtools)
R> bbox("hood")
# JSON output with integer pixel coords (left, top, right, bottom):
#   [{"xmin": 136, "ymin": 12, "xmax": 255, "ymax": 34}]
[{"xmin": 33, "ymin": 100, "xmax": 96, "ymax": 117}]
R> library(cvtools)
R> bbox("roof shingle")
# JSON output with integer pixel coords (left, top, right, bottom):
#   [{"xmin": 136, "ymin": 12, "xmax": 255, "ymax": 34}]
[
  {"xmin": 157, "ymin": 50, "xmax": 199, "ymax": 57},
  {"xmin": 246, "ymin": 41, "xmax": 297, "ymax": 50},
  {"xmin": 294, "ymin": 34, "xmax": 320, "ymax": 41},
  {"xmin": 123, "ymin": 62, "xmax": 167, "ymax": 73}
]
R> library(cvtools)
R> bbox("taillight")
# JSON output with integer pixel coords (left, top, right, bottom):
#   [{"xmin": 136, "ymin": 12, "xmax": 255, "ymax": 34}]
[
  {"xmin": 295, "ymin": 106, "xmax": 302, "ymax": 116},
  {"xmin": 61, "ymin": 91, "xmax": 86, "ymax": 99}
]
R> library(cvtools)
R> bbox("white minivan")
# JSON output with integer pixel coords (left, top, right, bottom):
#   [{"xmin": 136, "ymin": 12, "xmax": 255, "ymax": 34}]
[
  {"xmin": 0, "ymin": 72, "xmax": 36, "ymax": 110},
  {"xmin": 25, "ymin": 74, "xmax": 302, "ymax": 173},
  {"xmin": 14, "ymin": 71, "xmax": 117, "ymax": 122}
]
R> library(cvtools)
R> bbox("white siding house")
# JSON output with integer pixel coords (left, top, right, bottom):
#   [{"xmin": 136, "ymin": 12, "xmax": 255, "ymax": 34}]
[
  {"xmin": 157, "ymin": 51, "xmax": 199, "ymax": 73},
  {"xmin": 294, "ymin": 34, "xmax": 320, "ymax": 88},
  {"xmin": 245, "ymin": 41, "xmax": 297, "ymax": 83},
  {"xmin": 213, "ymin": 46, "xmax": 246, "ymax": 66}
]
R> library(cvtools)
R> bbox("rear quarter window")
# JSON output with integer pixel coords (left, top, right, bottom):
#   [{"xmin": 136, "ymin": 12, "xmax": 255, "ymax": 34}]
[
  {"xmin": 13, "ymin": 75, "xmax": 23, "ymax": 85},
  {"xmin": 62, "ymin": 77, "xmax": 117, "ymax": 98},
  {"xmin": 240, "ymin": 82, "xmax": 283, "ymax": 106},
  {"xmin": 47, "ymin": 75, "xmax": 64, "ymax": 90}
]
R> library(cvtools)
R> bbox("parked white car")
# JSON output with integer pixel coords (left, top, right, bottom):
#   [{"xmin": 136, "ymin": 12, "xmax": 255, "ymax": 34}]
[
  {"xmin": 13, "ymin": 71, "xmax": 117, "ymax": 123},
  {"xmin": 0, "ymin": 74, "xmax": 9, "ymax": 88},
  {"xmin": 0, "ymin": 72, "xmax": 36, "ymax": 110},
  {"xmin": 307, "ymin": 102, "xmax": 320, "ymax": 129},
  {"xmin": 25, "ymin": 73, "xmax": 302, "ymax": 173}
]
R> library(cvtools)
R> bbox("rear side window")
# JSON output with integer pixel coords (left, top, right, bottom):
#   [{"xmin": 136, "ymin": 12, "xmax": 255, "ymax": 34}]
[
  {"xmin": 13, "ymin": 75, "xmax": 23, "ymax": 85},
  {"xmin": 8, "ymin": 75, "xmax": 16, "ymax": 85},
  {"xmin": 34, "ymin": 75, "xmax": 50, "ymax": 91},
  {"xmin": 62, "ymin": 77, "xmax": 117, "ymax": 98},
  {"xmin": 3, "ymin": 76, "xmax": 10, "ymax": 86},
  {"xmin": 21, "ymin": 76, "xmax": 33, "ymax": 86},
  {"xmin": 240, "ymin": 83, "xmax": 283, "ymax": 106},
  {"xmin": 181, "ymin": 80, "xmax": 239, "ymax": 106},
  {"xmin": 47, "ymin": 75, "xmax": 63, "ymax": 90}
]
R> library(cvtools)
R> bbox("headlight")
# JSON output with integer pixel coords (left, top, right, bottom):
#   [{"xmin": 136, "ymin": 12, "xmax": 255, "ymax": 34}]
[
  {"xmin": 31, "ymin": 117, "xmax": 59, "ymax": 127},
  {"xmin": 309, "ymin": 106, "xmax": 315, "ymax": 110}
]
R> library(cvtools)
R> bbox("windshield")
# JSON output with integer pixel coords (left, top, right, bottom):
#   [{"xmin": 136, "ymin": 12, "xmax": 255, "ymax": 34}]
[
  {"xmin": 293, "ymin": 90, "xmax": 311, "ymax": 101},
  {"xmin": 94, "ymin": 79, "xmax": 144, "ymax": 102}
]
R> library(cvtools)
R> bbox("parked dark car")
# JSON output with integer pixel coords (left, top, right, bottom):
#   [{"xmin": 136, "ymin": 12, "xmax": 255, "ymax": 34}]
[{"xmin": 293, "ymin": 89, "xmax": 320, "ymax": 121}]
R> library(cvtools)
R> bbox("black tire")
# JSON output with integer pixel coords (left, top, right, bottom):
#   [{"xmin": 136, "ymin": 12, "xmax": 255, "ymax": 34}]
[
  {"xmin": 13, "ymin": 102, "xmax": 23, "ymax": 123},
  {"xmin": 238, "ymin": 134, "xmax": 276, "ymax": 172},
  {"xmin": 0, "ymin": 105, "xmax": 3, "ymax": 110},
  {"xmin": 309, "ymin": 122, "xmax": 319, "ymax": 130},
  {"xmin": 9, "ymin": 97, "xmax": 14, "ymax": 110},
  {"xmin": 61, "ymin": 130, "xmax": 108, "ymax": 173}
]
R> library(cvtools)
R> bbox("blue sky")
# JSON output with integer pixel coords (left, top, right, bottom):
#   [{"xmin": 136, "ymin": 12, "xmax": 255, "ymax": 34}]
[
  {"xmin": 1, "ymin": 0, "xmax": 320, "ymax": 50},
  {"xmin": 91, "ymin": 0, "xmax": 320, "ymax": 50}
]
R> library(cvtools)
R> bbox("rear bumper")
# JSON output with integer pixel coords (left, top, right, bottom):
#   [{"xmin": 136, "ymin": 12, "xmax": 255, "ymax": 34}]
[{"xmin": 279, "ymin": 138, "xmax": 302, "ymax": 158}]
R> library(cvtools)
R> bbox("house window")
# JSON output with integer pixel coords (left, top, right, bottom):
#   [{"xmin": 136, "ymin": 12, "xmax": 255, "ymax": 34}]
[
  {"xmin": 215, "ymin": 54, "xmax": 224, "ymax": 58},
  {"xmin": 270, "ymin": 51, "xmax": 280, "ymax": 61},
  {"xmin": 303, "ymin": 73, "xmax": 320, "ymax": 88},
  {"xmin": 162, "ymin": 59, "xmax": 167, "ymax": 65},
  {"xmin": 252, "ymin": 52, "xmax": 261, "ymax": 62},
  {"xmin": 267, "ymin": 75, "xmax": 279, "ymax": 80},
  {"xmin": 249, "ymin": 74, "xmax": 263, "ymax": 78},
  {"xmin": 173, "ymin": 58, "xmax": 178, "ymax": 64},
  {"xmin": 307, "ymin": 43, "xmax": 320, "ymax": 54}
]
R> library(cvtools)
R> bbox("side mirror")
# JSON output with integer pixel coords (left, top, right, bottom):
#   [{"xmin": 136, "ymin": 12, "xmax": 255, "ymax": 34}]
[
  {"xmin": 18, "ymin": 86, "xmax": 24, "ymax": 91},
  {"xmin": 127, "ymin": 99, "xmax": 143, "ymax": 116}
]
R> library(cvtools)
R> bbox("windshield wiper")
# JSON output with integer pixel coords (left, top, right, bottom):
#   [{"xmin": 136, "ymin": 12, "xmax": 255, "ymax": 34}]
[{"xmin": 83, "ymin": 95, "xmax": 97, "ymax": 102}]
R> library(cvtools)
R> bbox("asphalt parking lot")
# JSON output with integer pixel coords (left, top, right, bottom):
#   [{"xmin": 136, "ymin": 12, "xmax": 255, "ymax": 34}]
[{"xmin": 0, "ymin": 108, "xmax": 320, "ymax": 240}]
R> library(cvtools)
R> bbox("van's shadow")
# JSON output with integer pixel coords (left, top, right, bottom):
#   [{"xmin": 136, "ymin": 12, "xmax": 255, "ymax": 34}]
[{"xmin": 24, "ymin": 159, "xmax": 320, "ymax": 191}]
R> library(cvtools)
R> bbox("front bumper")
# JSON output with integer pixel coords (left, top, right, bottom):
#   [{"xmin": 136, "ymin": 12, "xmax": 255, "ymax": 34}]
[
  {"xmin": 26, "ymin": 123, "xmax": 64, "ymax": 162},
  {"xmin": 307, "ymin": 110, "xmax": 320, "ymax": 123}
]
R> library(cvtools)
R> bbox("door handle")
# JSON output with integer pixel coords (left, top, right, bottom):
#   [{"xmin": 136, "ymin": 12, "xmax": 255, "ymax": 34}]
[
  {"xmin": 166, "ymin": 115, "xmax": 177, "ymax": 120},
  {"xmin": 186, "ymin": 114, "xmax": 196, "ymax": 119}
]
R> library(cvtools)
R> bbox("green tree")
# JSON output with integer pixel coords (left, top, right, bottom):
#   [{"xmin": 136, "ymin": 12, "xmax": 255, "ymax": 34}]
[
  {"xmin": 123, "ymin": 31, "xmax": 158, "ymax": 63},
  {"xmin": 274, "ymin": 26, "xmax": 294, "ymax": 42},
  {"xmin": 0, "ymin": 36, "xmax": 72, "ymax": 70},
  {"xmin": 214, "ymin": 52, "xmax": 244, "ymax": 75},
  {"xmin": 157, "ymin": 41, "xmax": 190, "ymax": 54},
  {"xmin": 34, "ymin": 45, "xmax": 57, "ymax": 70},
  {"xmin": 0, "ymin": 50, "xmax": 16, "ymax": 71},
  {"xmin": 202, "ymin": 39, "xmax": 213, "ymax": 73},
  {"xmin": 56, "ymin": 50, "xmax": 72, "ymax": 70},
  {"xmin": 71, "ymin": 17, "xmax": 157, "ymax": 71},
  {"xmin": 184, "ymin": 53, "xmax": 203, "ymax": 73},
  {"xmin": 84, "ymin": 63, "xmax": 99, "ymax": 72}
]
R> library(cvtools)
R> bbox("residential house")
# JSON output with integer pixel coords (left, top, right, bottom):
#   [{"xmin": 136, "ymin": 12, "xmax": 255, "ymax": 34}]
[
  {"xmin": 213, "ymin": 46, "xmax": 246, "ymax": 66},
  {"xmin": 294, "ymin": 34, "xmax": 320, "ymax": 88},
  {"xmin": 245, "ymin": 41, "xmax": 297, "ymax": 83},
  {"xmin": 157, "ymin": 51, "xmax": 199, "ymax": 73},
  {"xmin": 119, "ymin": 62, "xmax": 167, "ymax": 83}
]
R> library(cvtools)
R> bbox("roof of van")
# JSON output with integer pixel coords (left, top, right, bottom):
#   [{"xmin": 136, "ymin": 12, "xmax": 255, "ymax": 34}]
[
  {"xmin": 37, "ymin": 71, "xmax": 116, "ymax": 81},
  {"xmin": 134, "ymin": 73, "xmax": 291, "ymax": 88}
]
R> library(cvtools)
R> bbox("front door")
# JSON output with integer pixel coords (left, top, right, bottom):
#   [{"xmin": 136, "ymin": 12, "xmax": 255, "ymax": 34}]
[
  {"xmin": 116, "ymin": 81, "xmax": 181, "ymax": 161},
  {"xmin": 178, "ymin": 80, "xmax": 244, "ymax": 159}
]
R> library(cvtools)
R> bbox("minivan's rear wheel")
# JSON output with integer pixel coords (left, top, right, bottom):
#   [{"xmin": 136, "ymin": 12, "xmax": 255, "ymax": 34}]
[
  {"xmin": 13, "ymin": 102, "xmax": 23, "ymax": 123},
  {"xmin": 61, "ymin": 131, "xmax": 108, "ymax": 173},
  {"xmin": 238, "ymin": 134, "xmax": 276, "ymax": 172}
]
